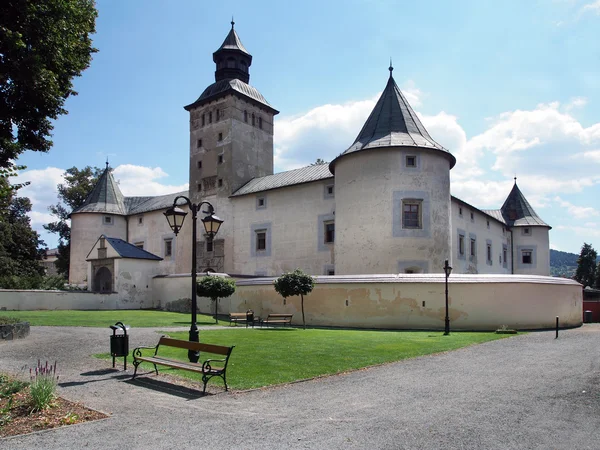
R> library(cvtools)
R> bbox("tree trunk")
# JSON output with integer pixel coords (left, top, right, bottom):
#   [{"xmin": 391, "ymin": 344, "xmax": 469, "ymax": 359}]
[
  {"xmin": 301, "ymin": 294, "xmax": 306, "ymax": 330},
  {"xmin": 214, "ymin": 297, "xmax": 218, "ymax": 324}
]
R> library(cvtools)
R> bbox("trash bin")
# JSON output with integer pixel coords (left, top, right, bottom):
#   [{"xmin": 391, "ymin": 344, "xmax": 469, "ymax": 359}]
[
  {"xmin": 246, "ymin": 310, "xmax": 254, "ymax": 328},
  {"xmin": 109, "ymin": 322, "xmax": 130, "ymax": 370},
  {"xmin": 584, "ymin": 310, "xmax": 593, "ymax": 323}
]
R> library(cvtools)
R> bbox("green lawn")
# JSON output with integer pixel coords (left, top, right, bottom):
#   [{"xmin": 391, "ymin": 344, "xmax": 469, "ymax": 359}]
[
  {"xmin": 3, "ymin": 310, "xmax": 217, "ymax": 327},
  {"xmin": 107, "ymin": 328, "xmax": 512, "ymax": 390}
]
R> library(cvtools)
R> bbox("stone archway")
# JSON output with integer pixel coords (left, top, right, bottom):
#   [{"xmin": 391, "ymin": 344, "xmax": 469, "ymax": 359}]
[{"xmin": 94, "ymin": 266, "xmax": 113, "ymax": 293}]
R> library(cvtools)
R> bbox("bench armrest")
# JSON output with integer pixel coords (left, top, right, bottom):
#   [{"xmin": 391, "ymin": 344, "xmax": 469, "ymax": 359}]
[
  {"xmin": 202, "ymin": 358, "xmax": 227, "ymax": 372},
  {"xmin": 133, "ymin": 345, "xmax": 159, "ymax": 358}
]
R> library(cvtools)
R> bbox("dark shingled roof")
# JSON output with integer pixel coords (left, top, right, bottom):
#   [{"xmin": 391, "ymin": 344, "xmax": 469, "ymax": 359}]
[
  {"xmin": 105, "ymin": 237, "xmax": 162, "ymax": 260},
  {"xmin": 231, "ymin": 165, "xmax": 333, "ymax": 197},
  {"xmin": 184, "ymin": 78, "xmax": 278, "ymax": 114},
  {"xmin": 500, "ymin": 182, "xmax": 550, "ymax": 228},
  {"xmin": 71, "ymin": 167, "xmax": 126, "ymax": 215},
  {"xmin": 216, "ymin": 24, "xmax": 250, "ymax": 55},
  {"xmin": 330, "ymin": 68, "xmax": 455, "ymax": 173}
]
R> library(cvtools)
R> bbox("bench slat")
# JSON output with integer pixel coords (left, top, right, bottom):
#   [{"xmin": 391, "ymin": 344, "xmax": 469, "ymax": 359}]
[
  {"xmin": 158, "ymin": 337, "xmax": 231, "ymax": 355},
  {"xmin": 136, "ymin": 356, "xmax": 224, "ymax": 374}
]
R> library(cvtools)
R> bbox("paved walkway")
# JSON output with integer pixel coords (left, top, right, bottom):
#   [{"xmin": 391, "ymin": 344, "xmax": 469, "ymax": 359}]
[{"xmin": 1, "ymin": 325, "xmax": 599, "ymax": 449}]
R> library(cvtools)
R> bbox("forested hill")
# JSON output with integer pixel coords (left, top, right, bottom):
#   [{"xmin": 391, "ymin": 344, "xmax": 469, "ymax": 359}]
[{"xmin": 550, "ymin": 249, "xmax": 600, "ymax": 278}]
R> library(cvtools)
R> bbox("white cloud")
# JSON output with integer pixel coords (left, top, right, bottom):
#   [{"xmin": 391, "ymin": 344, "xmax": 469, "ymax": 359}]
[
  {"xmin": 554, "ymin": 196, "xmax": 600, "ymax": 219},
  {"xmin": 556, "ymin": 225, "xmax": 600, "ymax": 238},
  {"xmin": 565, "ymin": 96, "xmax": 588, "ymax": 111},
  {"xmin": 574, "ymin": 150, "xmax": 600, "ymax": 163},
  {"xmin": 581, "ymin": 0, "xmax": 600, "ymax": 15},
  {"xmin": 112, "ymin": 164, "xmax": 188, "ymax": 196}
]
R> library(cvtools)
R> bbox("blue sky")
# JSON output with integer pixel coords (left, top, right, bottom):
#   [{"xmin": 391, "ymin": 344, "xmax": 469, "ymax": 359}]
[{"xmin": 15, "ymin": 0, "xmax": 600, "ymax": 254}]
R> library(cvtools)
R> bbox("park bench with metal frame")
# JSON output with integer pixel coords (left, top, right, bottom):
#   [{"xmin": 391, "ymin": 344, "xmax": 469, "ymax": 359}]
[
  {"xmin": 229, "ymin": 311, "xmax": 258, "ymax": 328},
  {"xmin": 132, "ymin": 336, "xmax": 234, "ymax": 393},
  {"xmin": 260, "ymin": 313, "xmax": 293, "ymax": 328}
]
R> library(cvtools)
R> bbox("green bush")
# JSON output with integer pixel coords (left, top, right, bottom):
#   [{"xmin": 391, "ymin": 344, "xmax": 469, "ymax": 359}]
[
  {"xmin": 29, "ymin": 360, "xmax": 59, "ymax": 411},
  {"xmin": 274, "ymin": 269, "xmax": 315, "ymax": 329},
  {"xmin": 0, "ymin": 316, "xmax": 21, "ymax": 325},
  {"xmin": 0, "ymin": 274, "xmax": 66, "ymax": 290},
  {"xmin": 197, "ymin": 276, "xmax": 236, "ymax": 323}
]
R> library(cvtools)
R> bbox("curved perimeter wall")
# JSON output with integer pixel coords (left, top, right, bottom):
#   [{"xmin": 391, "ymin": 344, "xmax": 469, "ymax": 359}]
[{"xmin": 228, "ymin": 274, "xmax": 582, "ymax": 330}]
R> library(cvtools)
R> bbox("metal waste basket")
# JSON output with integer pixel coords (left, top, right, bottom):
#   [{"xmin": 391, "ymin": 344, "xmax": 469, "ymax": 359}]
[
  {"xmin": 109, "ymin": 322, "xmax": 130, "ymax": 369},
  {"xmin": 584, "ymin": 310, "xmax": 593, "ymax": 323}
]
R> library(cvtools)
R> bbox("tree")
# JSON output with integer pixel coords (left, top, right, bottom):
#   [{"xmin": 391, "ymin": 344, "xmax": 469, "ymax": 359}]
[
  {"xmin": 196, "ymin": 275, "xmax": 236, "ymax": 324},
  {"xmin": 0, "ymin": 176, "xmax": 46, "ymax": 287},
  {"xmin": 311, "ymin": 158, "xmax": 327, "ymax": 165},
  {"xmin": 0, "ymin": 0, "xmax": 98, "ymax": 168},
  {"xmin": 273, "ymin": 269, "xmax": 315, "ymax": 329},
  {"xmin": 595, "ymin": 261, "xmax": 600, "ymax": 290},
  {"xmin": 574, "ymin": 243, "xmax": 597, "ymax": 288},
  {"xmin": 44, "ymin": 166, "xmax": 103, "ymax": 277}
]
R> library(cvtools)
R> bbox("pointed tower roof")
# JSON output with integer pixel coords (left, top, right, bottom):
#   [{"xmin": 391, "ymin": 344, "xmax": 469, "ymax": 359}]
[
  {"xmin": 500, "ymin": 180, "xmax": 550, "ymax": 227},
  {"xmin": 71, "ymin": 165, "xmax": 126, "ymax": 215},
  {"xmin": 329, "ymin": 66, "xmax": 455, "ymax": 173},
  {"xmin": 215, "ymin": 19, "xmax": 250, "ymax": 55}
]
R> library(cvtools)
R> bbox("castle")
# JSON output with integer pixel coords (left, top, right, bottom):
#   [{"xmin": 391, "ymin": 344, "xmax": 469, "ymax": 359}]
[{"xmin": 68, "ymin": 23, "xmax": 551, "ymax": 293}]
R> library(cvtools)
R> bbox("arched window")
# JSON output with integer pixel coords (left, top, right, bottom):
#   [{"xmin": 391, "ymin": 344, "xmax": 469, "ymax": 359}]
[{"xmin": 94, "ymin": 266, "xmax": 113, "ymax": 293}]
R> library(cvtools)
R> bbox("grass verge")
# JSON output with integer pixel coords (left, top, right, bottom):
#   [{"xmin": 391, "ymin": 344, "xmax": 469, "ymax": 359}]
[
  {"xmin": 2, "ymin": 310, "xmax": 218, "ymax": 328},
  {"xmin": 97, "ymin": 328, "xmax": 513, "ymax": 390}
]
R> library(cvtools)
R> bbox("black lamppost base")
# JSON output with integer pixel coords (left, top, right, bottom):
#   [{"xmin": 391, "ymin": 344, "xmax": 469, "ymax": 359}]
[
  {"xmin": 188, "ymin": 325, "xmax": 199, "ymax": 363},
  {"xmin": 444, "ymin": 318, "xmax": 450, "ymax": 336}
]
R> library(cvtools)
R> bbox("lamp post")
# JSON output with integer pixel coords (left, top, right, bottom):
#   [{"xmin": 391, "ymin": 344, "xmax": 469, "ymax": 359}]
[
  {"xmin": 164, "ymin": 196, "xmax": 223, "ymax": 362},
  {"xmin": 443, "ymin": 259, "xmax": 453, "ymax": 336}
]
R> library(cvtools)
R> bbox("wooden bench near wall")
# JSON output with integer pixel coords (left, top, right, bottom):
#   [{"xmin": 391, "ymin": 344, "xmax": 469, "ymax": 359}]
[
  {"xmin": 132, "ymin": 337, "xmax": 234, "ymax": 393},
  {"xmin": 261, "ymin": 313, "xmax": 293, "ymax": 328}
]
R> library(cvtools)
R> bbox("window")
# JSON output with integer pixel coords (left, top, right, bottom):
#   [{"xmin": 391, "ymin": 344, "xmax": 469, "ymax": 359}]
[
  {"xmin": 218, "ymin": 132, "xmax": 223, "ymax": 141},
  {"xmin": 197, "ymin": 183, "xmax": 202, "ymax": 192},
  {"xmin": 218, "ymin": 154, "xmax": 223, "ymax": 164},
  {"xmin": 206, "ymin": 240, "xmax": 213, "ymax": 252},
  {"xmin": 503, "ymin": 247, "xmax": 507, "ymax": 265},
  {"xmin": 327, "ymin": 185, "xmax": 334, "ymax": 195},
  {"xmin": 522, "ymin": 250, "xmax": 532, "ymax": 264},
  {"xmin": 197, "ymin": 160, "xmax": 202, "ymax": 169},
  {"xmin": 104, "ymin": 216, "xmax": 112, "ymax": 224},
  {"xmin": 324, "ymin": 184, "xmax": 334, "ymax": 198},
  {"xmin": 487, "ymin": 244, "xmax": 492, "ymax": 262},
  {"xmin": 164, "ymin": 239, "xmax": 173, "ymax": 257},
  {"xmin": 138, "ymin": 216, "xmax": 143, "ymax": 225},
  {"xmin": 256, "ymin": 230, "xmax": 266, "ymax": 251},
  {"xmin": 218, "ymin": 178, "xmax": 223, "ymax": 187},
  {"xmin": 406, "ymin": 155, "xmax": 416, "ymax": 167},
  {"xmin": 324, "ymin": 221, "xmax": 335, "ymax": 243},
  {"xmin": 244, "ymin": 110, "xmax": 248, "ymax": 122},
  {"xmin": 216, "ymin": 109, "xmax": 220, "ymax": 120},
  {"xmin": 523, "ymin": 227, "xmax": 531, "ymax": 236},
  {"xmin": 257, "ymin": 197, "xmax": 266, "ymax": 208},
  {"xmin": 486, "ymin": 220, "xmax": 490, "ymax": 229},
  {"xmin": 197, "ymin": 139, "xmax": 202, "ymax": 148},
  {"xmin": 459, "ymin": 235, "xmax": 465, "ymax": 256},
  {"xmin": 209, "ymin": 112, "xmax": 212, "ymax": 123},
  {"xmin": 470, "ymin": 239, "xmax": 476, "ymax": 257},
  {"xmin": 202, "ymin": 114, "xmax": 205, "ymax": 126},
  {"xmin": 135, "ymin": 242, "xmax": 144, "ymax": 249},
  {"xmin": 402, "ymin": 201, "xmax": 421, "ymax": 229},
  {"xmin": 258, "ymin": 117, "xmax": 263, "ymax": 129},
  {"xmin": 252, "ymin": 113, "xmax": 255, "ymax": 126},
  {"xmin": 470, "ymin": 212, "xmax": 474, "ymax": 222},
  {"xmin": 459, "ymin": 207, "xmax": 463, "ymax": 217},
  {"xmin": 327, "ymin": 269, "xmax": 335, "ymax": 276}
]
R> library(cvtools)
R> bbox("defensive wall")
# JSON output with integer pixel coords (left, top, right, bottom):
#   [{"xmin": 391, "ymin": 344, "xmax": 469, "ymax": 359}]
[{"xmin": 1, "ymin": 274, "xmax": 582, "ymax": 330}]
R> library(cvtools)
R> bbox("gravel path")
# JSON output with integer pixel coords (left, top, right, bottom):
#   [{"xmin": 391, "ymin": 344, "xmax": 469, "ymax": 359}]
[{"xmin": 1, "ymin": 325, "xmax": 599, "ymax": 449}]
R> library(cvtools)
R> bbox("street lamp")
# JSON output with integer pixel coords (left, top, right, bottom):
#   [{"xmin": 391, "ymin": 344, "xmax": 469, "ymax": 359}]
[
  {"xmin": 443, "ymin": 259, "xmax": 453, "ymax": 336},
  {"xmin": 164, "ymin": 196, "xmax": 223, "ymax": 362}
]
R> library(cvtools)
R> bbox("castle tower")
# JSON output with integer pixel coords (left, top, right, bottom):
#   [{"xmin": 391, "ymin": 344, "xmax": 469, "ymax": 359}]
[
  {"xmin": 501, "ymin": 180, "xmax": 551, "ymax": 276},
  {"xmin": 69, "ymin": 164, "xmax": 127, "ymax": 284},
  {"xmin": 183, "ymin": 21, "xmax": 279, "ymax": 272},
  {"xmin": 329, "ymin": 66, "xmax": 456, "ymax": 275}
]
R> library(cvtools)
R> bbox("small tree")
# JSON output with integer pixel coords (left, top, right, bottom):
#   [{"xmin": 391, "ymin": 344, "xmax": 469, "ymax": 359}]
[
  {"xmin": 196, "ymin": 276, "xmax": 236, "ymax": 323},
  {"xmin": 595, "ymin": 261, "xmax": 600, "ymax": 290},
  {"xmin": 574, "ymin": 243, "xmax": 597, "ymax": 288},
  {"xmin": 273, "ymin": 269, "xmax": 315, "ymax": 329}
]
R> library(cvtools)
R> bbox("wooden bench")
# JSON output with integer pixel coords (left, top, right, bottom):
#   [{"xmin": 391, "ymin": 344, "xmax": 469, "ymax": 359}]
[
  {"xmin": 132, "ymin": 336, "xmax": 234, "ymax": 393},
  {"xmin": 229, "ymin": 312, "xmax": 257, "ymax": 328},
  {"xmin": 260, "ymin": 313, "xmax": 293, "ymax": 328}
]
